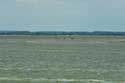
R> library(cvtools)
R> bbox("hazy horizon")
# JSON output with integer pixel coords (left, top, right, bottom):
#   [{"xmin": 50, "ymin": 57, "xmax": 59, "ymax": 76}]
[{"xmin": 0, "ymin": 0, "xmax": 125, "ymax": 31}]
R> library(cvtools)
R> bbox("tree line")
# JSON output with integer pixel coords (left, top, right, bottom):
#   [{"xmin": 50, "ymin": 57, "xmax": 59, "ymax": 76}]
[{"xmin": 0, "ymin": 31, "xmax": 125, "ymax": 35}]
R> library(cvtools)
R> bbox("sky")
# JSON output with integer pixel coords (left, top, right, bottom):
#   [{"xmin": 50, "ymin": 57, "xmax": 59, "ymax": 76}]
[{"xmin": 0, "ymin": 0, "xmax": 125, "ymax": 31}]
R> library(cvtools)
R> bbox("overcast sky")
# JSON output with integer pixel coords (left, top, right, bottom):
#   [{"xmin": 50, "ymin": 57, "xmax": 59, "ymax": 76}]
[{"xmin": 0, "ymin": 0, "xmax": 125, "ymax": 31}]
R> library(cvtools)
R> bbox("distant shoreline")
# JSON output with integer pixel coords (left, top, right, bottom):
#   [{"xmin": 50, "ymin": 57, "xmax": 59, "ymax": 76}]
[
  {"xmin": 0, "ymin": 31, "xmax": 125, "ymax": 36},
  {"xmin": 0, "ymin": 35, "xmax": 125, "ymax": 42}
]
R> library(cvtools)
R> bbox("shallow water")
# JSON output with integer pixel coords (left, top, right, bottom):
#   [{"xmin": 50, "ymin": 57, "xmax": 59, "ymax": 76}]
[{"xmin": 0, "ymin": 39, "xmax": 125, "ymax": 83}]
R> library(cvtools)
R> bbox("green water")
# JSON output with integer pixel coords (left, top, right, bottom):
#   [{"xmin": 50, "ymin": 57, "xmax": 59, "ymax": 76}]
[{"xmin": 0, "ymin": 40, "xmax": 125, "ymax": 83}]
